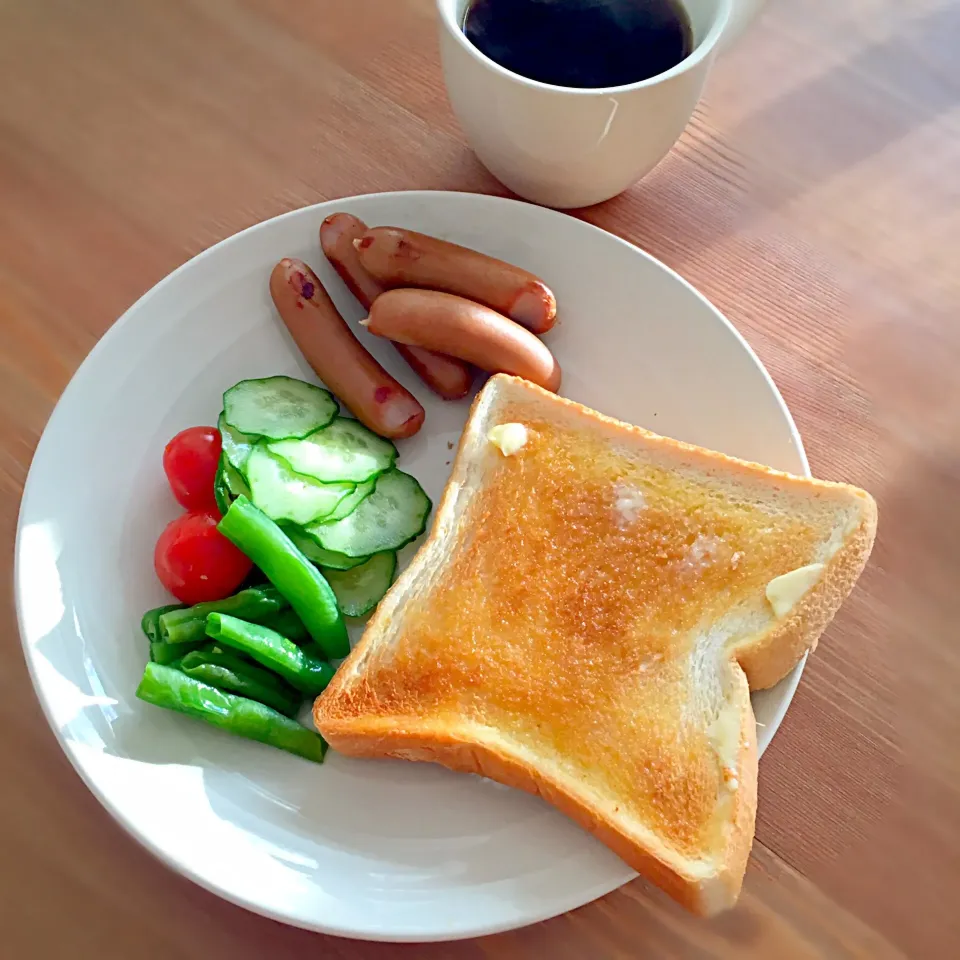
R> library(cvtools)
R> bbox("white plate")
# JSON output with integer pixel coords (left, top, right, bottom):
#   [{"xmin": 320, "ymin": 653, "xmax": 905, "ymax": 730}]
[{"xmin": 15, "ymin": 191, "xmax": 808, "ymax": 942}]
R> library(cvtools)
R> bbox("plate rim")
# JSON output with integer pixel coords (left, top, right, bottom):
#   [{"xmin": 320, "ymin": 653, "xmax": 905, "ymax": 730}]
[{"xmin": 14, "ymin": 190, "xmax": 810, "ymax": 941}]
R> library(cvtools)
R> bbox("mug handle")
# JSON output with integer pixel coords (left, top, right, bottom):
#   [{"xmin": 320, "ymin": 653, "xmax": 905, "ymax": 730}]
[{"xmin": 719, "ymin": 0, "xmax": 766, "ymax": 50}]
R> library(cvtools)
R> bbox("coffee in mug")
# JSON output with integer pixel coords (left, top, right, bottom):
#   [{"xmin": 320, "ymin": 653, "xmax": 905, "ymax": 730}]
[{"xmin": 463, "ymin": 0, "xmax": 694, "ymax": 89}]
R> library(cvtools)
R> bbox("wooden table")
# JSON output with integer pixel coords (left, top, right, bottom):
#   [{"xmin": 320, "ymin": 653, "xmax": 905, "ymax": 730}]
[{"xmin": 1, "ymin": 1, "xmax": 956, "ymax": 956}]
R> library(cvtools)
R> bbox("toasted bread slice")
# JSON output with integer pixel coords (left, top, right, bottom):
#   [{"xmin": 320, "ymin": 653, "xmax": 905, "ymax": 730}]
[{"xmin": 315, "ymin": 375, "xmax": 877, "ymax": 915}]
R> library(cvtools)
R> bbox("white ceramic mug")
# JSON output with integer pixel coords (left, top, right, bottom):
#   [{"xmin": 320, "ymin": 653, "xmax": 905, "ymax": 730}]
[{"xmin": 437, "ymin": 0, "xmax": 765, "ymax": 208}]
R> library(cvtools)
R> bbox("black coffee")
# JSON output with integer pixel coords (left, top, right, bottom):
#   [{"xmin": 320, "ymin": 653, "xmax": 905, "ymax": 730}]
[{"xmin": 463, "ymin": 0, "xmax": 693, "ymax": 89}]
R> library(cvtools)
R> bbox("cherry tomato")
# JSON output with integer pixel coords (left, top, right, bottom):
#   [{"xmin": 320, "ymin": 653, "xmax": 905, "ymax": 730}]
[
  {"xmin": 154, "ymin": 510, "xmax": 253, "ymax": 604},
  {"xmin": 163, "ymin": 426, "xmax": 222, "ymax": 511}
]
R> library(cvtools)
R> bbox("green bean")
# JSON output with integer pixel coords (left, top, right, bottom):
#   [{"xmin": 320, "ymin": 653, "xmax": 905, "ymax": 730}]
[
  {"xmin": 217, "ymin": 497, "xmax": 348, "ymax": 659},
  {"xmin": 205, "ymin": 613, "xmax": 336, "ymax": 697},
  {"xmin": 158, "ymin": 586, "xmax": 287, "ymax": 645},
  {"xmin": 257, "ymin": 609, "xmax": 328, "ymax": 661},
  {"xmin": 259, "ymin": 607, "xmax": 309, "ymax": 644},
  {"xmin": 179, "ymin": 648, "xmax": 302, "ymax": 717},
  {"xmin": 149, "ymin": 639, "xmax": 202, "ymax": 666},
  {"xmin": 191, "ymin": 645, "xmax": 287, "ymax": 689},
  {"xmin": 141, "ymin": 603, "xmax": 184, "ymax": 643},
  {"xmin": 136, "ymin": 663, "xmax": 326, "ymax": 763}
]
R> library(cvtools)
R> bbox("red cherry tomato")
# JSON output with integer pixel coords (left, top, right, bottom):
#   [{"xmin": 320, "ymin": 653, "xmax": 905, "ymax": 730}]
[
  {"xmin": 154, "ymin": 510, "xmax": 253, "ymax": 604},
  {"xmin": 163, "ymin": 426, "xmax": 222, "ymax": 511}
]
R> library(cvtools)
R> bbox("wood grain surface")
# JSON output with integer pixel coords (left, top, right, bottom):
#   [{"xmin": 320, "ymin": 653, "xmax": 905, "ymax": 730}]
[{"xmin": 1, "ymin": 0, "xmax": 957, "ymax": 956}]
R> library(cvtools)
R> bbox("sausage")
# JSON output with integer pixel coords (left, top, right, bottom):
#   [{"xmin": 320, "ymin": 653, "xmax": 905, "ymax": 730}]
[
  {"xmin": 269, "ymin": 258, "xmax": 425, "ymax": 439},
  {"xmin": 318, "ymin": 213, "xmax": 383, "ymax": 311},
  {"xmin": 319, "ymin": 214, "xmax": 472, "ymax": 401},
  {"xmin": 355, "ymin": 227, "xmax": 558, "ymax": 334},
  {"xmin": 362, "ymin": 289, "xmax": 561, "ymax": 392},
  {"xmin": 391, "ymin": 340, "xmax": 473, "ymax": 402}
]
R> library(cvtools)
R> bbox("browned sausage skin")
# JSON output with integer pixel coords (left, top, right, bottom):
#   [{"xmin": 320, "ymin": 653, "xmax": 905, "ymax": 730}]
[
  {"xmin": 355, "ymin": 227, "xmax": 558, "ymax": 334},
  {"xmin": 363, "ymin": 289, "xmax": 561, "ymax": 393},
  {"xmin": 319, "ymin": 214, "xmax": 472, "ymax": 401},
  {"xmin": 269, "ymin": 258, "xmax": 425, "ymax": 439}
]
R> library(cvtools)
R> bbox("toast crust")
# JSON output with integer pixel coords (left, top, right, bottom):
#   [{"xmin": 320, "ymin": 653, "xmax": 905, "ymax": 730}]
[
  {"xmin": 733, "ymin": 504, "xmax": 876, "ymax": 688},
  {"xmin": 319, "ymin": 662, "xmax": 759, "ymax": 915},
  {"xmin": 315, "ymin": 375, "xmax": 877, "ymax": 914},
  {"xmin": 319, "ymin": 710, "xmax": 758, "ymax": 915}
]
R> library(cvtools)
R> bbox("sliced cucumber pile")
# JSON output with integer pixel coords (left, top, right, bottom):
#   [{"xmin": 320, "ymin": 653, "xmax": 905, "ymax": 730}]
[
  {"xmin": 245, "ymin": 444, "xmax": 355, "ymax": 526},
  {"xmin": 269, "ymin": 418, "xmax": 397, "ymax": 483},
  {"xmin": 214, "ymin": 375, "xmax": 432, "ymax": 619},
  {"xmin": 224, "ymin": 376, "xmax": 338, "ymax": 441},
  {"xmin": 305, "ymin": 469, "xmax": 431, "ymax": 558},
  {"xmin": 321, "ymin": 552, "xmax": 397, "ymax": 618}
]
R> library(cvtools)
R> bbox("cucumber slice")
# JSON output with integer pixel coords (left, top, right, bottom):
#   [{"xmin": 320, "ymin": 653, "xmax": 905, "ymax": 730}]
[
  {"xmin": 322, "ymin": 477, "xmax": 375, "ymax": 522},
  {"xmin": 322, "ymin": 552, "xmax": 397, "ymax": 618},
  {"xmin": 223, "ymin": 376, "xmax": 338, "ymax": 441},
  {"xmin": 282, "ymin": 526, "xmax": 369, "ymax": 571},
  {"xmin": 268, "ymin": 418, "xmax": 397, "ymax": 484},
  {"xmin": 213, "ymin": 455, "xmax": 232, "ymax": 515},
  {"xmin": 222, "ymin": 457, "xmax": 252, "ymax": 499},
  {"xmin": 218, "ymin": 411, "xmax": 258, "ymax": 474},
  {"xmin": 307, "ymin": 470, "xmax": 431, "ymax": 558},
  {"xmin": 245, "ymin": 445, "xmax": 355, "ymax": 526}
]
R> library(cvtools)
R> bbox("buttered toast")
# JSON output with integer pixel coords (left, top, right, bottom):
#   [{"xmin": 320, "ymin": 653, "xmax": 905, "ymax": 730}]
[{"xmin": 314, "ymin": 375, "xmax": 877, "ymax": 915}]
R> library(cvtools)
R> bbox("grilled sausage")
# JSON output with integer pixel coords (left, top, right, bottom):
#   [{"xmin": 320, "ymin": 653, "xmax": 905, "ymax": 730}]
[
  {"xmin": 363, "ymin": 289, "xmax": 561, "ymax": 392},
  {"xmin": 355, "ymin": 227, "xmax": 557, "ymax": 333},
  {"xmin": 270, "ymin": 258, "xmax": 425, "ymax": 439}
]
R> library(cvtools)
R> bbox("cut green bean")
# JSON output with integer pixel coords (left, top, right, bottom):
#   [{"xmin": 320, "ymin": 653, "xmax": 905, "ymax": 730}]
[
  {"xmin": 145, "ymin": 603, "xmax": 194, "ymax": 665},
  {"xmin": 137, "ymin": 663, "xmax": 326, "ymax": 763},
  {"xmin": 188, "ymin": 645, "xmax": 289, "ymax": 690},
  {"xmin": 141, "ymin": 603, "xmax": 184, "ymax": 643},
  {"xmin": 149, "ymin": 639, "xmax": 202, "ymax": 666},
  {"xmin": 180, "ymin": 649, "xmax": 301, "ymax": 717},
  {"xmin": 217, "ymin": 496, "xmax": 348, "ymax": 659},
  {"xmin": 259, "ymin": 607, "xmax": 309, "ymax": 644},
  {"xmin": 205, "ymin": 613, "xmax": 336, "ymax": 696},
  {"xmin": 158, "ymin": 586, "xmax": 287, "ymax": 645}
]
